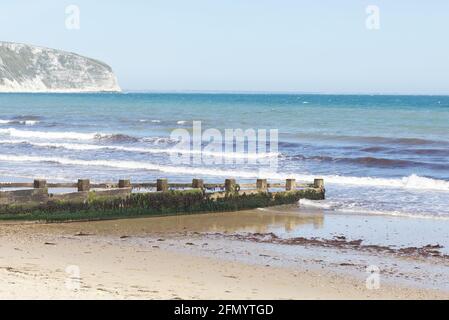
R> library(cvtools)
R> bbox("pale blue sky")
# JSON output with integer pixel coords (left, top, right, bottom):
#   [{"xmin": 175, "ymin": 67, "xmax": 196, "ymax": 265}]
[{"xmin": 1, "ymin": 1, "xmax": 449, "ymax": 94}]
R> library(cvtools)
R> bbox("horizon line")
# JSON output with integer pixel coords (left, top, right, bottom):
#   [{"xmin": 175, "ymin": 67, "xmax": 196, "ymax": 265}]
[
  {"xmin": 120, "ymin": 90, "xmax": 449, "ymax": 97},
  {"xmin": 2, "ymin": 90, "xmax": 449, "ymax": 97}
]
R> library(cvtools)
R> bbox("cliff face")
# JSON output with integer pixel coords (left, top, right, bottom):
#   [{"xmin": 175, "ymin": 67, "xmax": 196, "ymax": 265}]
[{"xmin": 0, "ymin": 42, "xmax": 120, "ymax": 93}]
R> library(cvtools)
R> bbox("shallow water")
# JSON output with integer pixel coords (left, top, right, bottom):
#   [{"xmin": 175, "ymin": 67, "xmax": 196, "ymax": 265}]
[{"xmin": 47, "ymin": 206, "xmax": 449, "ymax": 256}]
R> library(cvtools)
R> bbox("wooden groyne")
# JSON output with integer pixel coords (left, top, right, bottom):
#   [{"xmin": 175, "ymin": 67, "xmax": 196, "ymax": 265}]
[
  {"xmin": 0, "ymin": 178, "xmax": 325, "ymax": 192},
  {"xmin": 0, "ymin": 178, "xmax": 325, "ymax": 221}
]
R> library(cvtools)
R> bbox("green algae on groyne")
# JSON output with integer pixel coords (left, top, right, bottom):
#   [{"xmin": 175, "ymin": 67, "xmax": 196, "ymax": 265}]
[{"xmin": 0, "ymin": 178, "xmax": 325, "ymax": 222}]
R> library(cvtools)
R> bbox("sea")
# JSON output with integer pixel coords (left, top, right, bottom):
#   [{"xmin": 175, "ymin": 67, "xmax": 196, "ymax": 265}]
[{"xmin": 0, "ymin": 93, "xmax": 448, "ymax": 219}]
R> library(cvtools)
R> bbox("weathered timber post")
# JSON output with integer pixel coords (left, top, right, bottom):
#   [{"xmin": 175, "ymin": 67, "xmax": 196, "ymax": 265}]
[
  {"xmin": 157, "ymin": 179, "xmax": 168, "ymax": 192},
  {"xmin": 119, "ymin": 179, "xmax": 131, "ymax": 188},
  {"xmin": 286, "ymin": 179, "xmax": 296, "ymax": 191},
  {"xmin": 225, "ymin": 179, "xmax": 238, "ymax": 193},
  {"xmin": 314, "ymin": 178, "xmax": 324, "ymax": 189},
  {"xmin": 77, "ymin": 179, "xmax": 90, "ymax": 192},
  {"xmin": 256, "ymin": 179, "xmax": 268, "ymax": 192},
  {"xmin": 34, "ymin": 179, "xmax": 47, "ymax": 189},
  {"xmin": 192, "ymin": 179, "xmax": 204, "ymax": 189}
]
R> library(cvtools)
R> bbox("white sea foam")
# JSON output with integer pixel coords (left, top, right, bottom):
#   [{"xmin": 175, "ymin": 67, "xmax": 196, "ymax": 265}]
[
  {"xmin": 0, "ymin": 154, "xmax": 265, "ymax": 177},
  {"xmin": 0, "ymin": 128, "xmax": 96, "ymax": 140},
  {"xmin": 0, "ymin": 128, "xmax": 141, "ymax": 141},
  {"xmin": 24, "ymin": 120, "xmax": 39, "ymax": 125},
  {"xmin": 0, "ymin": 153, "xmax": 448, "ymax": 192},
  {"xmin": 254, "ymin": 171, "xmax": 449, "ymax": 192},
  {"xmin": 138, "ymin": 119, "xmax": 161, "ymax": 123},
  {"xmin": 299, "ymin": 199, "xmax": 333, "ymax": 209},
  {"xmin": 0, "ymin": 120, "xmax": 39, "ymax": 125},
  {"xmin": 0, "ymin": 128, "xmax": 176, "ymax": 144},
  {"xmin": 177, "ymin": 120, "xmax": 187, "ymax": 124},
  {"xmin": 318, "ymin": 173, "xmax": 449, "ymax": 191},
  {"xmin": 0, "ymin": 140, "xmax": 279, "ymax": 159},
  {"xmin": 299, "ymin": 198, "xmax": 449, "ymax": 219}
]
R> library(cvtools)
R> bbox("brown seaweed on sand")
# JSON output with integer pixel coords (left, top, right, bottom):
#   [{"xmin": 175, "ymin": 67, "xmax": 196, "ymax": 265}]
[{"xmin": 206, "ymin": 232, "xmax": 449, "ymax": 261}]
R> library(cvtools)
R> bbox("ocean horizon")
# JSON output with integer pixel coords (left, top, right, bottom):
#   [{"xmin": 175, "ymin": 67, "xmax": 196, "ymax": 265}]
[{"xmin": 4, "ymin": 90, "xmax": 449, "ymax": 96}]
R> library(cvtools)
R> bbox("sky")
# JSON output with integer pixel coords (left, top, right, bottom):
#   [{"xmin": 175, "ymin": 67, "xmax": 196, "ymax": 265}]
[{"xmin": 1, "ymin": 0, "xmax": 449, "ymax": 94}]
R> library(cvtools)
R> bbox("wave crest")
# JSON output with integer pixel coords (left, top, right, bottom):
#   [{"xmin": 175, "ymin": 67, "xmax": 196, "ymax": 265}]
[
  {"xmin": 0, "ymin": 119, "xmax": 39, "ymax": 125},
  {"xmin": 0, "ymin": 154, "xmax": 447, "ymax": 192},
  {"xmin": 0, "ymin": 140, "xmax": 279, "ymax": 159}
]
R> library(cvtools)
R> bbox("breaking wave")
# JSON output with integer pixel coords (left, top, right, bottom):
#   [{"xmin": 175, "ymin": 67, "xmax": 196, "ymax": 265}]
[
  {"xmin": 0, "ymin": 119, "xmax": 39, "ymax": 125},
  {"xmin": 0, "ymin": 154, "xmax": 448, "ymax": 192},
  {"xmin": 299, "ymin": 199, "xmax": 333, "ymax": 209},
  {"xmin": 0, "ymin": 128, "xmax": 97, "ymax": 140},
  {"xmin": 0, "ymin": 140, "xmax": 279, "ymax": 159},
  {"xmin": 0, "ymin": 128, "xmax": 138, "ymax": 142}
]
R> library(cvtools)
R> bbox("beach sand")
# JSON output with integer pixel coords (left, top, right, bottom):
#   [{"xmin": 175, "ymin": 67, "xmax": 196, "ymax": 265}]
[{"xmin": 1, "ymin": 208, "xmax": 448, "ymax": 300}]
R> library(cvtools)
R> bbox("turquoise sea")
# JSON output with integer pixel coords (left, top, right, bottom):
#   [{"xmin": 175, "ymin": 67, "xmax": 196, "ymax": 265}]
[{"xmin": 0, "ymin": 93, "xmax": 448, "ymax": 218}]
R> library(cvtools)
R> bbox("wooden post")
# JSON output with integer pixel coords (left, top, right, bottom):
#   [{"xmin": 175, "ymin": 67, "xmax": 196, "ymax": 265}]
[
  {"xmin": 314, "ymin": 178, "xmax": 324, "ymax": 189},
  {"xmin": 34, "ymin": 179, "xmax": 47, "ymax": 189},
  {"xmin": 225, "ymin": 179, "xmax": 237, "ymax": 193},
  {"xmin": 157, "ymin": 179, "xmax": 168, "ymax": 192},
  {"xmin": 192, "ymin": 179, "xmax": 204, "ymax": 189},
  {"xmin": 77, "ymin": 179, "xmax": 90, "ymax": 192},
  {"xmin": 119, "ymin": 179, "xmax": 131, "ymax": 188},
  {"xmin": 256, "ymin": 179, "xmax": 268, "ymax": 192},
  {"xmin": 286, "ymin": 179, "xmax": 296, "ymax": 191}
]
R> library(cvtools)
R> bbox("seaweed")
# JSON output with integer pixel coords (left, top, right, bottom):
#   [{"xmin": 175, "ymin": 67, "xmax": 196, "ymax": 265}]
[{"xmin": 0, "ymin": 188, "xmax": 324, "ymax": 222}]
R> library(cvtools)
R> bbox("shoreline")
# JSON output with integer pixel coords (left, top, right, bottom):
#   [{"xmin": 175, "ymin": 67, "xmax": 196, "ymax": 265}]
[{"xmin": 1, "ymin": 208, "xmax": 448, "ymax": 299}]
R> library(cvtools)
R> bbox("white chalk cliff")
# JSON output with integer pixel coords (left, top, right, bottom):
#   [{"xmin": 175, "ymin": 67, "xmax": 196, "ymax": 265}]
[{"xmin": 0, "ymin": 42, "xmax": 120, "ymax": 93}]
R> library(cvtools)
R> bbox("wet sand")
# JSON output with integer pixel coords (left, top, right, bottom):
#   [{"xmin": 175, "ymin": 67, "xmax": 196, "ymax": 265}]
[{"xmin": 1, "ymin": 206, "xmax": 448, "ymax": 299}]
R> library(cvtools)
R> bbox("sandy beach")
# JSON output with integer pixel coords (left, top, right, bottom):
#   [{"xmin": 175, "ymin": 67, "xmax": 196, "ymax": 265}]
[{"xmin": 1, "ymin": 207, "xmax": 448, "ymax": 300}]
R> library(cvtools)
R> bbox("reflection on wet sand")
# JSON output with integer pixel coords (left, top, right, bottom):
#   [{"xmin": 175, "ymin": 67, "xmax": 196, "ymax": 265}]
[{"xmin": 31, "ymin": 205, "xmax": 324, "ymax": 236}]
